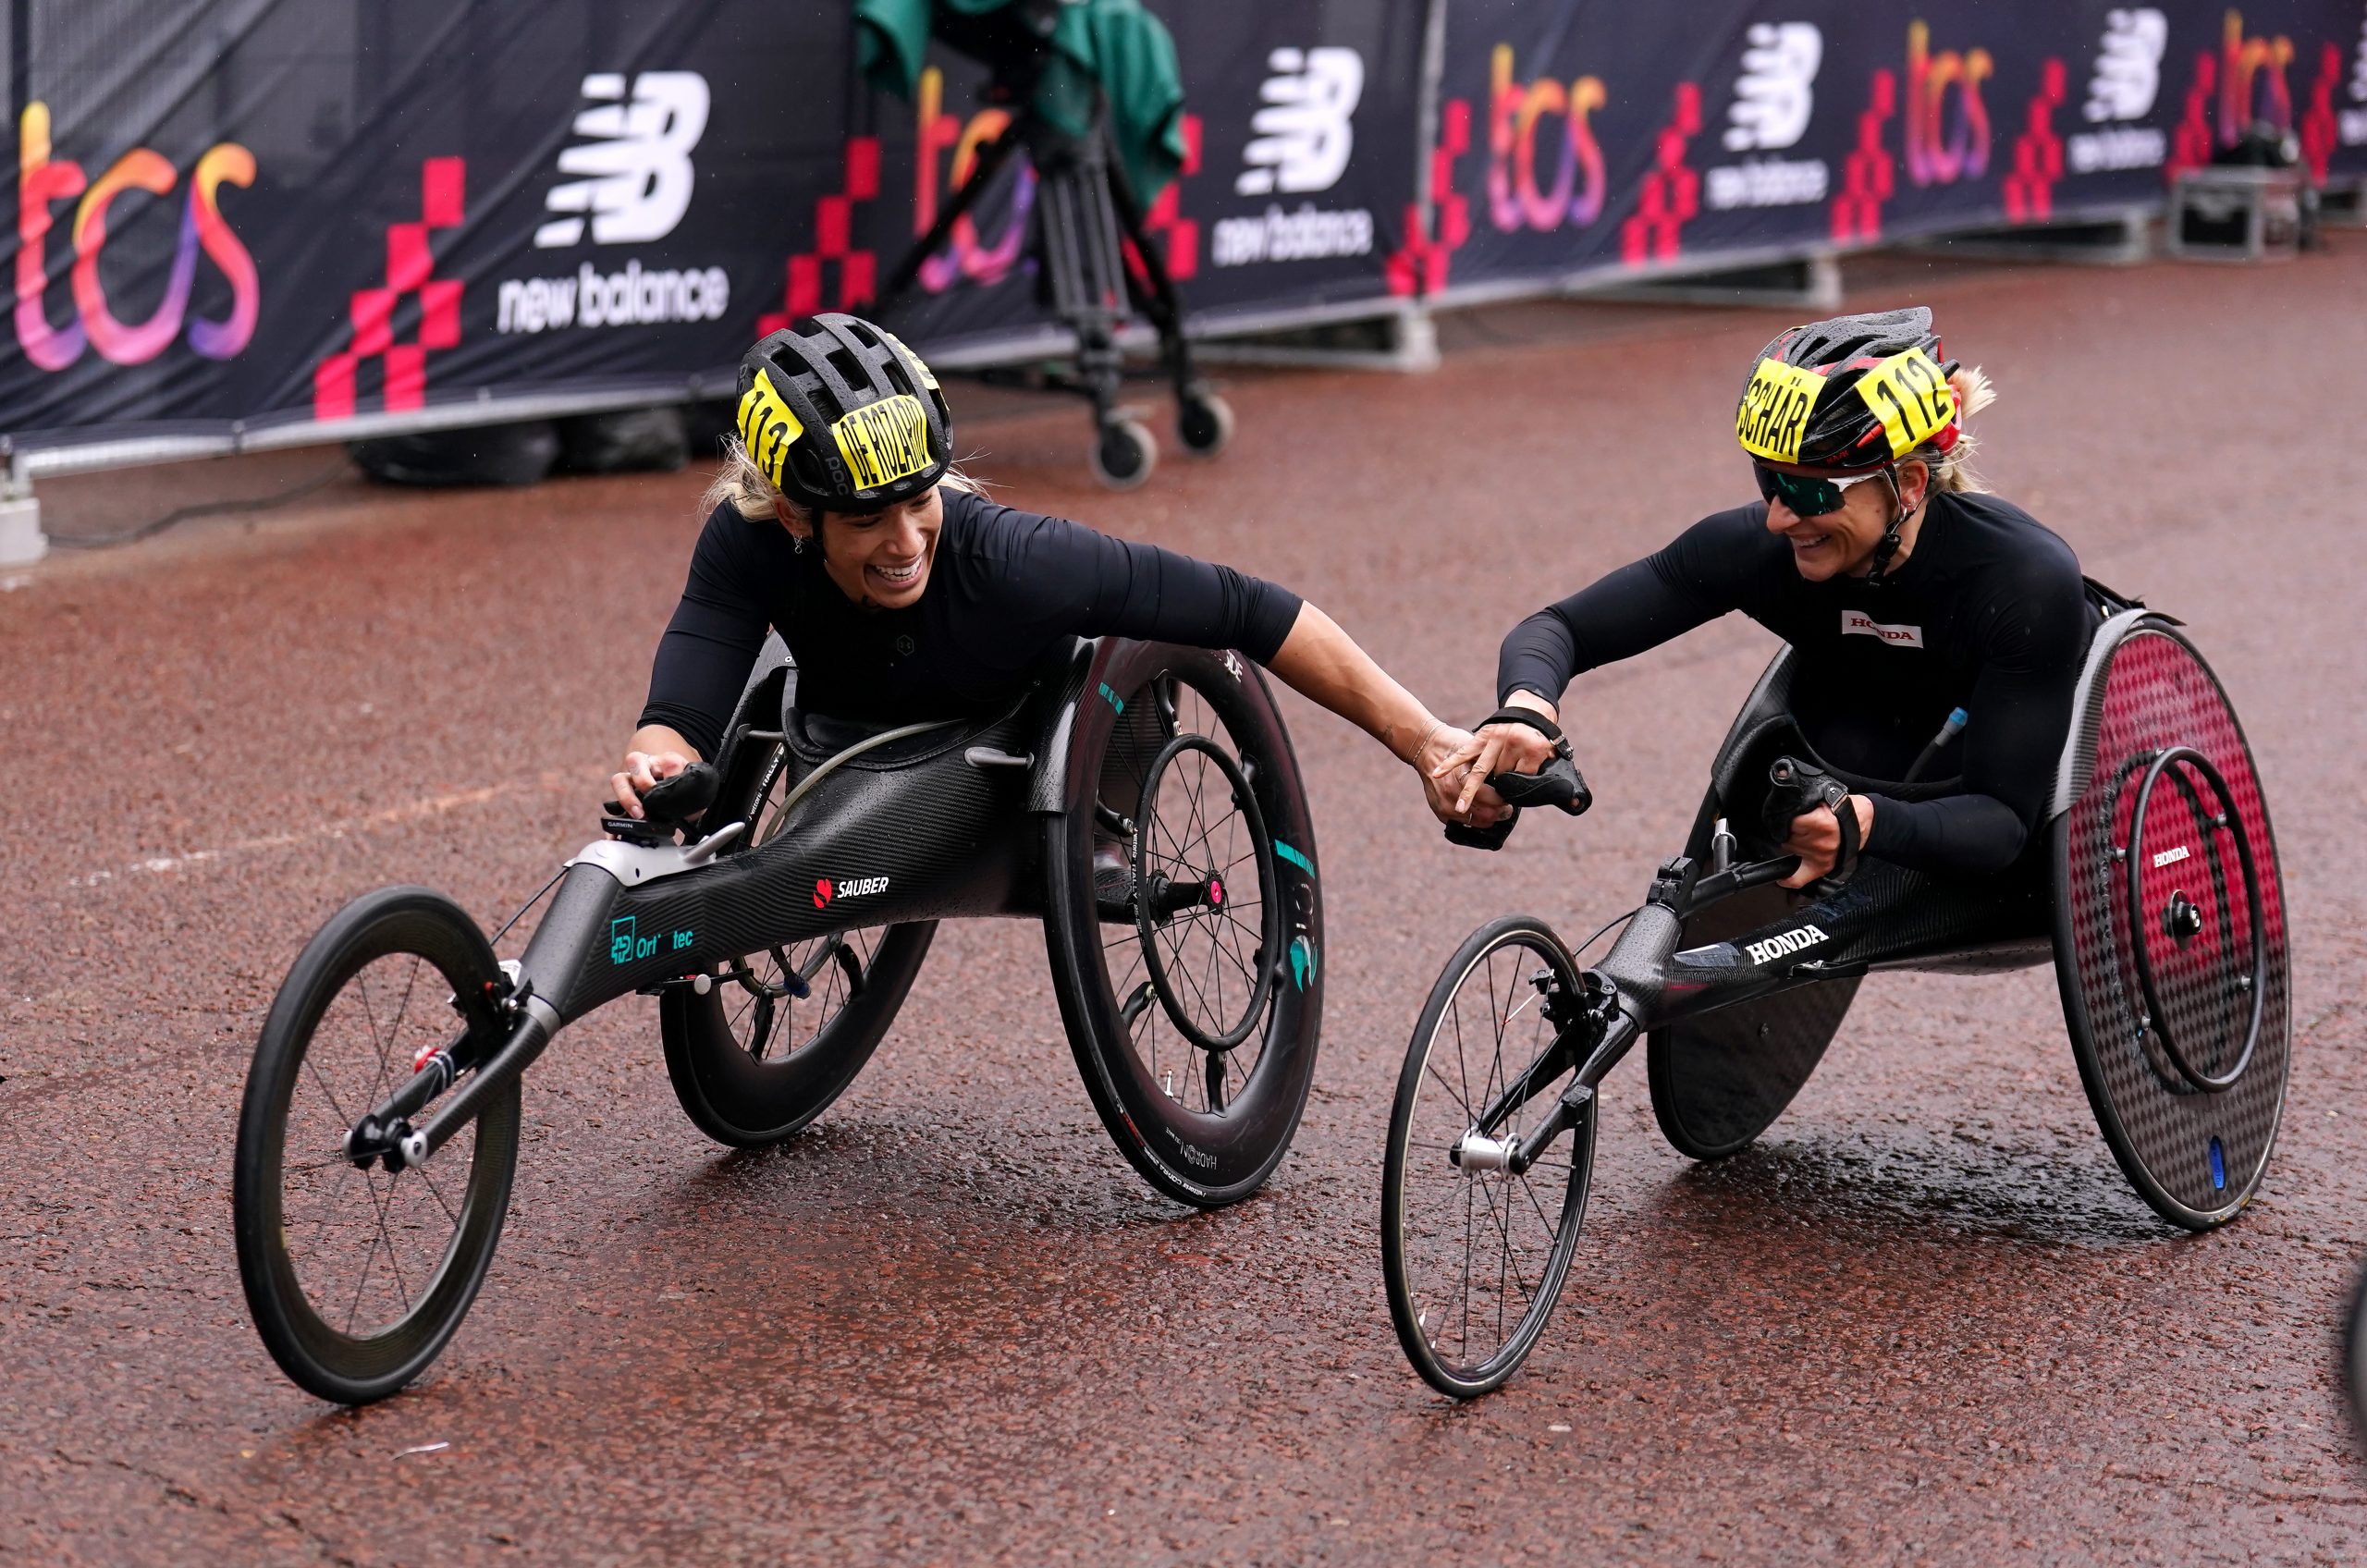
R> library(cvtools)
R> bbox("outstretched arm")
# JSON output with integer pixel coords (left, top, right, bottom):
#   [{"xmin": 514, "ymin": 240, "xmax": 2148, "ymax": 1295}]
[
  {"xmin": 1264, "ymin": 604, "xmax": 1496, "ymax": 824},
  {"xmin": 998, "ymin": 509, "xmax": 1506, "ymax": 825}
]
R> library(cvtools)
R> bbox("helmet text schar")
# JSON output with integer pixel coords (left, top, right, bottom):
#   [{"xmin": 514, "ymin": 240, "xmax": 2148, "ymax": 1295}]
[{"xmin": 1736, "ymin": 359, "xmax": 1824, "ymax": 462}]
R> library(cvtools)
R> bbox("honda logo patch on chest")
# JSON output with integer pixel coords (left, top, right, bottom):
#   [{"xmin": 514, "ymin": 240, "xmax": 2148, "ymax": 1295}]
[{"xmin": 1841, "ymin": 610, "xmax": 1925, "ymax": 648}]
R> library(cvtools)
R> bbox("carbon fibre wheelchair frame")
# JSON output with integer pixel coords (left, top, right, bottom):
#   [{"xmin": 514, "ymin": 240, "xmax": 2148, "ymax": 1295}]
[
  {"xmin": 1382, "ymin": 592, "xmax": 2288, "ymax": 1397},
  {"xmin": 234, "ymin": 633, "xmax": 1322, "ymax": 1403},
  {"xmin": 1652, "ymin": 599, "xmax": 2289, "ymax": 1228}
]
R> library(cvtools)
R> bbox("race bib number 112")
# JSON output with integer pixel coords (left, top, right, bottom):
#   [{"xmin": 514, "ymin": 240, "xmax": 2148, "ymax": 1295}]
[{"xmin": 1854, "ymin": 347, "xmax": 1956, "ymax": 458}]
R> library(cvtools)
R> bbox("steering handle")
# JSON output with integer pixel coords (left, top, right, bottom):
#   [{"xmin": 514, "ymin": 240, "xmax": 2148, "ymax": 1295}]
[
  {"xmin": 1441, "ymin": 756, "xmax": 1592, "ymax": 852},
  {"xmin": 1683, "ymin": 852, "xmax": 1805, "ymax": 912},
  {"xmin": 1757, "ymin": 753, "xmax": 1858, "ymax": 896},
  {"xmin": 1491, "ymin": 756, "xmax": 1591, "ymax": 815},
  {"xmin": 604, "ymin": 761, "xmax": 721, "ymax": 845}
]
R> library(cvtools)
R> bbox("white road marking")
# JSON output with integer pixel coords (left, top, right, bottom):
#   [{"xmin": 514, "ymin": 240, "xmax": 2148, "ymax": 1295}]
[{"xmin": 67, "ymin": 772, "xmax": 583, "ymax": 888}]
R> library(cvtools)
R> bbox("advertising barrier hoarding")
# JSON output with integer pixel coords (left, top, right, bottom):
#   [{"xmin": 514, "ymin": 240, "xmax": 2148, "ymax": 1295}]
[{"xmin": 4, "ymin": 1, "xmax": 2364, "ymax": 459}]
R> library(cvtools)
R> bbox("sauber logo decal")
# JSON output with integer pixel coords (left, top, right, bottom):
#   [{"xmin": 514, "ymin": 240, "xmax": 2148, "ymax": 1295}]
[
  {"xmin": 1841, "ymin": 610, "xmax": 1925, "ymax": 647},
  {"xmin": 816, "ymin": 874, "xmax": 891, "ymax": 911},
  {"xmin": 1744, "ymin": 925, "xmax": 1829, "ymax": 965}
]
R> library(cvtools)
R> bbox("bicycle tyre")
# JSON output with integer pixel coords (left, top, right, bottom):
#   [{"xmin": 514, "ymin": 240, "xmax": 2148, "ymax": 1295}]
[
  {"xmin": 1383, "ymin": 915, "xmax": 1593, "ymax": 1400},
  {"xmin": 234, "ymin": 886, "xmax": 520, "ymax": 1404},
  {"xmin": 1042, "ymin": 643, "xmax": 1323, "ymax": 1208}
]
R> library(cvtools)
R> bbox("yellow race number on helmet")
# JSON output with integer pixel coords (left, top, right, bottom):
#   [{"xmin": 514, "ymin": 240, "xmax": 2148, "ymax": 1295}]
[
  {"xmin": 1853, "ymin": 347, "xmax": 1957, "ymax": 459},
  {"xmin": 736, "ymin": 369, "xmax": 803, "ymax": 487},
  {"xmin": 1735, "ymin": 358, "xmax": 1825, "ymax": 463},
  {"xmin": 831, "ymin": 394, "xmax": 933, "ymax": 492}
]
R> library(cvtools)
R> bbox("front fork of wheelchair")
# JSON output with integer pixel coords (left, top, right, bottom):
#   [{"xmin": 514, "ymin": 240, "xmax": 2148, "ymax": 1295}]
[
  {"xmin": 1450, "ymin": 865, "xmax": 1701, "ymax": 1176},
  {"xmin": 1451, "ymin": 968, "xmax": 1638, "ymax": 1178}
]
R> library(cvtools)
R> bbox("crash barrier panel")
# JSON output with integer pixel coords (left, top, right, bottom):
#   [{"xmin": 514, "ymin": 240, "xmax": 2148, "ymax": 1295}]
[{"xmin": 5, "ymin": 0, "xmax": 2364, "ymax": 505}]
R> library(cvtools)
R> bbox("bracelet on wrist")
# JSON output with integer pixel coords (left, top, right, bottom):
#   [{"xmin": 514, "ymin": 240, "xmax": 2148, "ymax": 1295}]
[{"xmin": 1407, "ymin": 718, "xmax": 1444, "ymax": 767}]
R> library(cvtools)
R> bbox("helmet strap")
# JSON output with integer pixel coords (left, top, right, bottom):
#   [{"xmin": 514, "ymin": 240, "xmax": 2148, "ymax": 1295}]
[{"xmin": 1862, "ymin": 466, "xmax": 1914, "ymax": 589}]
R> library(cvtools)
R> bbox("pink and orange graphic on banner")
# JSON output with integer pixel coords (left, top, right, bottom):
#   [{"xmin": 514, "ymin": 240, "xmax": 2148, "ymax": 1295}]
[{"xmin": 15, "ymin": 103, "xmax": 258, "ymax": 372}]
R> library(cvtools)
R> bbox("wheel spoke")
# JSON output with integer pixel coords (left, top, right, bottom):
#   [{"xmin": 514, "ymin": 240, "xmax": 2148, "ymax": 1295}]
[
  {"xmin": 367, "ymin": 1169, "xmax": 412, "ymax": 1317},
  {"xmin": 367, "ymin": 955, "xmax": 424, "ymax": 1110},
  {"xmin": 300, "ymin": 1054, "xmax": 355, "ymax": 1135},
  {"xmin": 414, "ymin": 1159, "xmax": 460, "ymax": 1226}
]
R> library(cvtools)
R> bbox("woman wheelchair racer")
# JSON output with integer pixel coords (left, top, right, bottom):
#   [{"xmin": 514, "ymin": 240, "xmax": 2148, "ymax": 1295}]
[
  {"xmin": 1440, "ymin": 307, "xmax": 2092, "ymax": 885},
  {"xmin": 613, "ymin": 312, "xmax": 1479, "ymax": 822}
]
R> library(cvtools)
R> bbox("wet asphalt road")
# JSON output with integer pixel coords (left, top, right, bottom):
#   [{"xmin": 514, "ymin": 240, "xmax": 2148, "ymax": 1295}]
[{"xmin": 6, "ymin": 250, "xmax": 2367, "ymax": 1567}]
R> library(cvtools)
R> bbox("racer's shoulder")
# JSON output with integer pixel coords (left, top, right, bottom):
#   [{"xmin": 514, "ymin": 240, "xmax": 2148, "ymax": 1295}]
[
  {"xmin": 693, "ymin": 499, "xmax": 797, "ymax": 572},
  {"xmin": 1932, "ymin": 489, "xmax": 2081, "ymax": 582},
  {"xmin": 1932, "ymin": 492, "xmax": 2089, "ymax": 654},
  {"xmin": 937, "ymin": 486, "xmax": 1096, "ymax": 570},
  {"xmin": 1656, "ymin": 502, "xmax": 1789, "ymax": 579}
]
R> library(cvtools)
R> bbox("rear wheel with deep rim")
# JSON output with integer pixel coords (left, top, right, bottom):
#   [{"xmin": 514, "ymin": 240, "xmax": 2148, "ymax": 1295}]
[
  {"xmin": 1043, "ymin": 643, "xmax": 1322, "ymax": 1207},
  {"xmin": 1383, "ymin": 915, "xmax": 1592, "ymax": 1400},
  {"xmin": 662, "ymin": 733, "xmax": 934, "ymax": 1146},
  {"xmin": 234, "ymin": 886, "xmax": 519, "ymax": 1404}
]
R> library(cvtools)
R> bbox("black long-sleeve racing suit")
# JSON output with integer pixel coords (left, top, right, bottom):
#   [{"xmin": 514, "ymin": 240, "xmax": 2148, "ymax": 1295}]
[
  {"xmin": 1496, "ymin": 491, "xmax": 2093, "ymax": 876},
  {"xmin": 639, "ymin": 487, "xmax": 1304, "ymax": 760}
]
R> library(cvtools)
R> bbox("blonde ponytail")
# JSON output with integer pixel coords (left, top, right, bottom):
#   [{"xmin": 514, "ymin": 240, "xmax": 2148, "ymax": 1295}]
[{"xmin": 1915, "ymin": 365, "xmax": 1997, "ymax": 495}]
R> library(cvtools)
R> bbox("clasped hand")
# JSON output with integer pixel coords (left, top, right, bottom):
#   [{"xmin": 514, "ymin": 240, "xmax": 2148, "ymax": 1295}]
[{"xmin": 1422, "ymin": 720, "xmax": 1559, "ymax": 827}]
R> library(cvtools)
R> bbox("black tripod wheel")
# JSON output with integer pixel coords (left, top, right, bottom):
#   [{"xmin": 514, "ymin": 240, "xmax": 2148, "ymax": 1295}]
[
  {"xmin": 1177, "ymin": 391, "xmax": 1233, "ymax": 457},
  {"xmin": 1090, "ymin": 417, "xmax": 1157, "ymax": 490}
]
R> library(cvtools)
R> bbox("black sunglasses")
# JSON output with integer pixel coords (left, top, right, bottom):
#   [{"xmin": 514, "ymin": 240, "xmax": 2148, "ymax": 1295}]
[{"xmin": 1753, "ymin": 462, "xmax": 1886, "ymax": 518}]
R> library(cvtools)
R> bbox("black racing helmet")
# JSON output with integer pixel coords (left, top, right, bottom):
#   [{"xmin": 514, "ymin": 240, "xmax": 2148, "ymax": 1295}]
[
  {"xmin": 734, "ymin": 312, "xmax": 953, "ymax": 512},
  {"xmin": 1734, "ymin": 307, "xmax": 1963, "ymax": 473}
]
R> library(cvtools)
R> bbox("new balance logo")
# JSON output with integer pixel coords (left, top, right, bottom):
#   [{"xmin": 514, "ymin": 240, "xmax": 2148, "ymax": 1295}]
[
  {"xmin": 1744, "ymin": 925, "xmax": 1829, "ymax": 966},
  {"xmin": 1237, "ymin": 47, "xmax": 1363, "ymax": 196},
  {"xmin": 2084, "ymin": 8, "xmax": 2166, "ymax": 123},
  {"xmin": 535, "ymin": 71, "xmax": 710, "ymax": 248},
  {"xmin": 1723, "ymin": 23, "xmax": 1821, "ymax": 152}
]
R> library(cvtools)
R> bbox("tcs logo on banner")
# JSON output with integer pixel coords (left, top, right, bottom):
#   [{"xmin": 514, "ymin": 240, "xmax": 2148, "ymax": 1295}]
[
  {"xmin": 15, "ymin": 104, "xmax": 259, "ymax": 370},
  {"xmin": 1487, "ymin": 43, "xmax": 1608, "ymax": 231},
  {"xmin": 914, "ymin": 67, "xmax": 1035, "ymax": 288},
  {"xmin": 1905, "ymin": 20, "xmax": 1994, "ymax": 186}
]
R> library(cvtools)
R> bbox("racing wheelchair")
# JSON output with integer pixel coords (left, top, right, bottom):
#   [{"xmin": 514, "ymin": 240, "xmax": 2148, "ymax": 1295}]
[
  {"xmin": 233, "ymin": 635, "xmax": 1322, "ymax": 1403},
  {"xmin": 1381, "ymin": 591, "xmax": 2290, "ymax": 1397}
]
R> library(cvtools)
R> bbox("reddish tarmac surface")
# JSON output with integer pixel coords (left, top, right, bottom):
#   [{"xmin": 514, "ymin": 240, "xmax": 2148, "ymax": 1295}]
[{"xmin": 6, "ymin": 251, "xmax": 2367, "ymax": 1567}]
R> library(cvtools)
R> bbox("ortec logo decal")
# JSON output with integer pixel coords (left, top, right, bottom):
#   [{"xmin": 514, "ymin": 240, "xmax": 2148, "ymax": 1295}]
[
  {"xmin": 1743, "ymin": 925, "xmax": 1829, "ymax": 966},
  {"xmin": 816, "ymin": 875, "xmax": 891, "ymax": 910}
]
